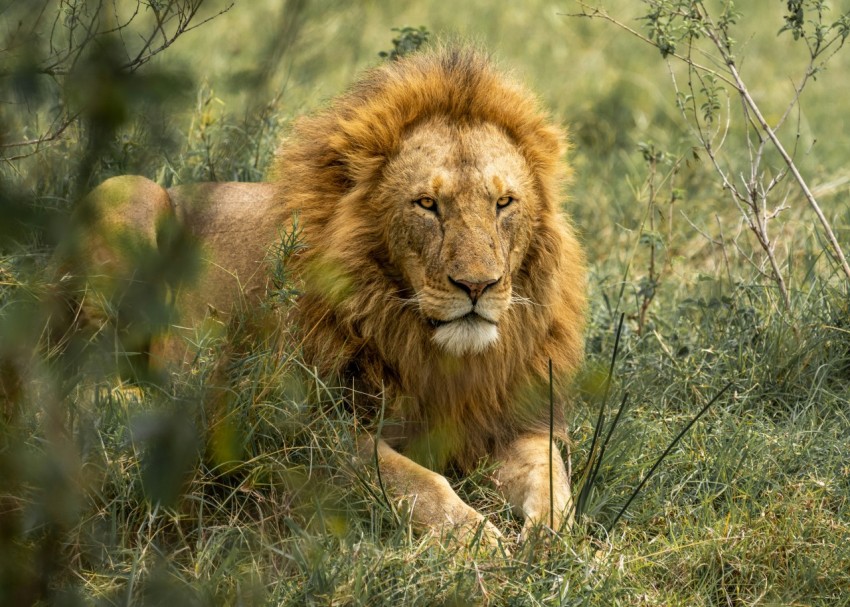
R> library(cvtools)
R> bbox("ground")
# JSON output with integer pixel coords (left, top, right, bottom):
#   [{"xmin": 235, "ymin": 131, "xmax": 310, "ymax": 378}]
[{"xmin": 1, "ymin": 1, "xmax": 848, "ymax": 604}]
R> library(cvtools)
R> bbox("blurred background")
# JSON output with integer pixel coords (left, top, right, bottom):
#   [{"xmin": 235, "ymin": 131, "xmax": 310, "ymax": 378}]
[
  {"xmin": 5, "ymin": 0, "xmax": 850, "ymax": 286},
  {"xmin": 1, "ymin": 1, "xmax": 849, "ymax": 604}
]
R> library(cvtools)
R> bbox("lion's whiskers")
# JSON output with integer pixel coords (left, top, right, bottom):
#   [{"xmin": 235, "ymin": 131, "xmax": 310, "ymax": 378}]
[
  {"xmin": 510, "ymin": 294, "xmax": 546, "ymax": 308},
  {"xmin": 388, "ymin": 293, "xmax": 421, "ymax": 310}
]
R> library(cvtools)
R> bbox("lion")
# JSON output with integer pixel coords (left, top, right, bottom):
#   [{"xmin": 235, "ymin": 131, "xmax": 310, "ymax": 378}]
[{"xmin": 69, "ymin": 47, "xmax": 587, "ymax": 547}]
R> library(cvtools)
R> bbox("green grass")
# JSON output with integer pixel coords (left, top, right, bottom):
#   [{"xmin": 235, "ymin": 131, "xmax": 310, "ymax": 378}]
[{"xmin": 2, "ymin": 1, "xmax": 850, "ymax": 605}]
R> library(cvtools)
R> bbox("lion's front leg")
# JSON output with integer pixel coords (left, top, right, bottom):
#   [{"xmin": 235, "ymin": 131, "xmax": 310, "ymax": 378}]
[
  {"xmin": 358, "ymin": 437, "xmax": 504, "ymax": 549},
  {"xmin": 493, "ymin": 434, "xmax": 573, "ymax": 537}
]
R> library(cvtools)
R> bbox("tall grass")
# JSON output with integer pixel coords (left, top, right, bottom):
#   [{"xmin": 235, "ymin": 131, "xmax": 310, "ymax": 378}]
[{"xmin": 1, "ymin": 1, "xmax": 848, "ymax": 605}]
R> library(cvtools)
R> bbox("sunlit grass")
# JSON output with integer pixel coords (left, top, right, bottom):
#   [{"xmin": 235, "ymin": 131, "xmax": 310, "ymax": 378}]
[{"xmin": 1, "ymin": 1, "xmax": 849, "ymax": 605}]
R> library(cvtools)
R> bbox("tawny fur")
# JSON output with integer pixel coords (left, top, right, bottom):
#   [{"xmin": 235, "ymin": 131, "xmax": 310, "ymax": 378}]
[
  {"xmin": 273, "ymin": 47, "xmax": 586, "ymax": 470},
  {"xmin": 69, "ymin": 47, "xmax": 587, "ymax": 544}
]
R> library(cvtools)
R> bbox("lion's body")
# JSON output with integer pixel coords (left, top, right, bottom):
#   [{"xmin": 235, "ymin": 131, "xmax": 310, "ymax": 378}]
[
  {"xmin": 276, "ymin": 49, "xmax": 585, "ymax": 470},
  {"xmin": 74, "ymin": 48, "xmax": 586, "ymax": 546}
]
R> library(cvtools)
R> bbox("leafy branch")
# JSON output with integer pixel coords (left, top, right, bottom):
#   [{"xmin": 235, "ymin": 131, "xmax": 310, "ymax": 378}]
[
  {"xmin": 570, "ymin": 1, "xmax": 850, "ymax": 304},
  {"xmin": 1, "ymin": 0, "xmax": 232, "ymax": 160}
]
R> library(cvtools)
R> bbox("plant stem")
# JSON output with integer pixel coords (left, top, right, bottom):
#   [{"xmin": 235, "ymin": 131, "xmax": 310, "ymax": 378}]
[
  {"xmin": 548, "ymin": 358, "xmax": 554, "ymax": 531},
  {"xmin": 699, "ymin": 10, "xmax": 850, "ymax": 285}
]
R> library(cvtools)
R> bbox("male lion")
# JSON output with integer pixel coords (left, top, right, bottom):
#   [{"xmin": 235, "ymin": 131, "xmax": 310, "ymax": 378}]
[{"xmin": 72, "ymin": 48, "xmax": 586, "ymax": 547}]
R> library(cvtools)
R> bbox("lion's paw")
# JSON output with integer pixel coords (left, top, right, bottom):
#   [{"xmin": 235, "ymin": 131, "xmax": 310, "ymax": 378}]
[{"xmin": 519, "ymin": 500, "xmax": 575, "ymax": 543}]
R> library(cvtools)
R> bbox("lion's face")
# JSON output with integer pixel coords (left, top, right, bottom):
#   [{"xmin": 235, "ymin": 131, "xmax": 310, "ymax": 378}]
[{"xmin": 379, "ymin": 119, "xmax": 538, "ymax": 357}]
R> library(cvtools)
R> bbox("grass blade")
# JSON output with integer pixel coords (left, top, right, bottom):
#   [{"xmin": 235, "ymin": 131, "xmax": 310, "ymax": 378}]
[
  {"xmin": 575, "ymin": 313, "xmax": 625, "ymax": 518},
  {"xmin": 549, "ymin": 358, "xmax": 554, "ymax": 530},
  {"xmin": 607, "ymin": 381, "xmax": 734, "ymax": 532}
]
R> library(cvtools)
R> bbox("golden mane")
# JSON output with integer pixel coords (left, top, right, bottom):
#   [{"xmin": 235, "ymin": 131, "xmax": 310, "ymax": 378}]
[
  {"xmin": 274, "ymin": 47, "xmax": 586, "ymax": 469},
  {"xmin": 70, "ymin": 45, "xmax": 586, "ymax": 540}
]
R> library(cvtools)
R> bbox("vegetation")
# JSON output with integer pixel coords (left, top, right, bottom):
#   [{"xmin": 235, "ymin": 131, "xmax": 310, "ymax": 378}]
[{"xmin": 1, "ymin": 0, "xmax": 848, "ymax": 604}]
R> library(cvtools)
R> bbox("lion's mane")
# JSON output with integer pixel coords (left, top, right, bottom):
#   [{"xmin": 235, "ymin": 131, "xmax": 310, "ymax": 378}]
[{"xmin": 274, "ymin": 48, "xmax": 586, "ymax": 468}]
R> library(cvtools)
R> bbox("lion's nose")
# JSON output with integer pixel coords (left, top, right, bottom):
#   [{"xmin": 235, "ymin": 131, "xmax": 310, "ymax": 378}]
[{"xmin": 449, "ymin": 276, "xmax": 500, "ymax": 304}]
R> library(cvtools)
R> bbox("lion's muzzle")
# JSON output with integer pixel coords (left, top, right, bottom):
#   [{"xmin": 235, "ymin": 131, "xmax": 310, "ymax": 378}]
[{"xmin": 448, "ymin": 275, "xmax": 501, "ymax": 304}]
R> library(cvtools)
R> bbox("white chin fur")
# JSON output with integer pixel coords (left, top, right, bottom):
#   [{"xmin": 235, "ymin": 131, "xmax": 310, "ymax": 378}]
[{"xmin": 432, "ymin": 316, "xmax": 499, "ymax": 356}]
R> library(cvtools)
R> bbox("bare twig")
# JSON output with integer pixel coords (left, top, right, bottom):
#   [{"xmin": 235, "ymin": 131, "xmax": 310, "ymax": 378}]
[
  {"xmin": 566, "ymin": 3, "xmax": 738, "ymax": 89},
  {"xmin": 570, "ymin": 1, "xmax": 850, "ymax": 306},
  {"xmin": 701, "ymin": 23, "xmax": 850, "ymax": 283},
  {"xmin": 1, "ymin": 0, "xmax": 232, "ymax": 160}
]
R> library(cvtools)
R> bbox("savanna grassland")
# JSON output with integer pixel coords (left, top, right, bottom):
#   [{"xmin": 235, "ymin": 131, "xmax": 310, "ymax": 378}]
[{"xmin": 1, "ymin": 1, "xmax": 849, "ymax": 605}]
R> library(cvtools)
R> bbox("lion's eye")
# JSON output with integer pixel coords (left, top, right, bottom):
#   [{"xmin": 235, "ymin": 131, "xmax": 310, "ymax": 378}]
[
  {"xmin": 415, "ymin": 197, "xmax": 438, "ymax": 212},
  {"xmin": 496, "ymin": 195, "xmax": 515, "ymax": 210}
]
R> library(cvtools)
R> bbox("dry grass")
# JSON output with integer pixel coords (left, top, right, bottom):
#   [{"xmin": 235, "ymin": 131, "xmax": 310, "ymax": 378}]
[{"xmin": 1, "ymin": 1, "xmax": 849, "ymax": 605}]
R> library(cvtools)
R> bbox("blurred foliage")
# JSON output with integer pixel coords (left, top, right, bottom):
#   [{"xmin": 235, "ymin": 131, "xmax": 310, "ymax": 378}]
[
  {"xmin": 0, "ymin": 0, "xmax": 209, "ymax": 254},
  {"xmin": 378, "ymin": 25, "xmax": 432, "ymax": 60},
  {"xmin": 0, "ymin": 0, "xmax": 848, "ymax": 604}
]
